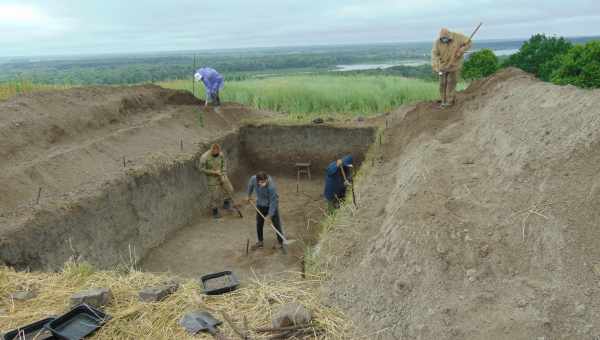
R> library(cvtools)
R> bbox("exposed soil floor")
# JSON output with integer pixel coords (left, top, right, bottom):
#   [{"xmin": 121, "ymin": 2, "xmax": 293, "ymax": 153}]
[{"xmin": 140, "ymin": 176, "xmax": 326, "ymax": 280}]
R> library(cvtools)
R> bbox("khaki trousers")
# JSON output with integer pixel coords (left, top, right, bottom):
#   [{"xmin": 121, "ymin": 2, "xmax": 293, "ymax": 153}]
[
  {"xmin": 208, "ymin": 175, "xmax": 234, "ymax": 210},
  {"xmin": 440, "ymin": 70, "xmax": 459, "ymax": 104}
]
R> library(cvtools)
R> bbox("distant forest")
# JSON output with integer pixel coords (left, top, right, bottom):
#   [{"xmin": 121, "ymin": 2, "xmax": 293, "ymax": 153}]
[{"xmin": 0, "ymin": 37, "xmax": 596, "ymax": 85}]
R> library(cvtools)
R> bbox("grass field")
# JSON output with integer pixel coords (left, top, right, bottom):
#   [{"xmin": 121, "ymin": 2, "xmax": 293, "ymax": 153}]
[
  {"xmin": 2, "ymin": 75, "xmax": 446, "ymax": 120},
  {"xmin": 161, "ymin": 75, "xmax": 441, "ymax": 119}
]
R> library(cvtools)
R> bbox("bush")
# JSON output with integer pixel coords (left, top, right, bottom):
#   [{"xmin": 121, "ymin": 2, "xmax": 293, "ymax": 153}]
[
  {"xmin": 463, "ymin": 49, "xmax": 499, "ymax": 80},
  {"xmin": 551, "ymin": 40, "xmax": 600, "ymax": 88},
  {"xmin": 503, "ymin": 34, "xmax": 572, "ymax": 81}
]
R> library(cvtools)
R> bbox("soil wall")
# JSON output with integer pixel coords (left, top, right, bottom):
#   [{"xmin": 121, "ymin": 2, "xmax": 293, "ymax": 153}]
[
  {"xmin": 0, "ymin": 132, "xmax": 240, "ymax": 270},
  {"xmin": 240, "ymin": 124, "xmax": 376, "ymax": 175}
]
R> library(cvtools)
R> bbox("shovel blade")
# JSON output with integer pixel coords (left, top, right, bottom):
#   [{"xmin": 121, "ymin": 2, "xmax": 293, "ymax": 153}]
[{"xmin": 180, "ymin": 311, "xmax": 222, "ymax": 335}]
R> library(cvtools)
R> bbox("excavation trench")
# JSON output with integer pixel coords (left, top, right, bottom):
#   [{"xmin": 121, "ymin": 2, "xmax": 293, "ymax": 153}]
[{"xmin": 0, "ymin": 124, "xmax": 375, "ymax": 278}]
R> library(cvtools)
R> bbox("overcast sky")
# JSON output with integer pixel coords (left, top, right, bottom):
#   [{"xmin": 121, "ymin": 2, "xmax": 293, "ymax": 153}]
[{"xmin": 1, "ymin": 0, "xmax": 599, "ymax": 57}]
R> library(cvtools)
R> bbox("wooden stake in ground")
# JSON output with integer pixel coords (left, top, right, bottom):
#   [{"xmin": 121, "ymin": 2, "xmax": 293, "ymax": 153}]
[
  {"xmin": 36, "ymin": 187, "xmax": 42, "ymax": 205},
  {"xmin": 192, "ymin": 55, "xmax": 196, "ymax": 97}
]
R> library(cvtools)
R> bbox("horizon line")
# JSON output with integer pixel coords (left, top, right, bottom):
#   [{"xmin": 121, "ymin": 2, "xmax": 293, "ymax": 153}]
[{"xmin": 2, "ymin": 34, "xmax": 598, "ymax": 60}]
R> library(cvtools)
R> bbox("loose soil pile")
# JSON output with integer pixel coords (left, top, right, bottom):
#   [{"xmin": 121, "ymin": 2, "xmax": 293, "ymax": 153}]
[
  {"xmin": 0, "ymin": 85, "xmax": 257, "ymax": 218},
  {"xmin": 318, "ymin": 68, "xmax": 600, "ymax": 339}
]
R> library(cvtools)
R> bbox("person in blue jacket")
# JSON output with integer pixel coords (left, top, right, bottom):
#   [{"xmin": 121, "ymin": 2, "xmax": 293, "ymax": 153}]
[
  {"xmin": 324, "ymin": 155, "xmax": 353, "ymax": 211},
  {"xmin": 247, "ymin": 171, "xmax": 285, "ymax": 250},
  {"xmin": 194, "ymin": 67, "xmax": 224, "ymax": 107}
]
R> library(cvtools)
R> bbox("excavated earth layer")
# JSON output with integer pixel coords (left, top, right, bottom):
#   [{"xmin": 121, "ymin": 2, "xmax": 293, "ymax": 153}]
[
  {"xmin": 318, "ymin": 68, "xmax": 600, "ymax": 339},
  {"xmin": 0, "ymin": 85, "xmax": 376, "ymax": 272}
]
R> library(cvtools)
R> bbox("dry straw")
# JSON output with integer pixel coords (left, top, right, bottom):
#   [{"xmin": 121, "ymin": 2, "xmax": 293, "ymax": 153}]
[{"xmin": 0, "ymin": 262, "xmax": 354, "ymax": 339}]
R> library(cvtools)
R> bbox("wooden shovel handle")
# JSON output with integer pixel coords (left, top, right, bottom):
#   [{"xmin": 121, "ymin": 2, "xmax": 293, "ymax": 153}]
[
  {"xmin": 340, "ymin": 166, "xmax": 348, "ymax": 182},
  {"xmin": 248, "ymin": 201, "xmax": 289, "ymax": 244}
]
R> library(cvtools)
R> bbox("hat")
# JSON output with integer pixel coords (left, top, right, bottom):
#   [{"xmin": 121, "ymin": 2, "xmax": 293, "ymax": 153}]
[
  {"xmin": 194, "ymin": 72, "xmax": 203, "ymax": 81},
  {"xmin": 342, "ymin": 155, "xmax": 354, "ymax": 167}
]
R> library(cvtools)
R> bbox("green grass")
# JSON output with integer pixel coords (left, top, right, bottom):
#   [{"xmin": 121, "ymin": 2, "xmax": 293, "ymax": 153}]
[
  {"xmin": 3, "ymin": 75, "xmax": 445, "ymax": 122},
  {"xmin": 0, "ymin": 79, "xmax": 68, "ymax": 101},
  {"xmin": 161, "ymin": 74, "xmax": 440, "ymax": 120}
]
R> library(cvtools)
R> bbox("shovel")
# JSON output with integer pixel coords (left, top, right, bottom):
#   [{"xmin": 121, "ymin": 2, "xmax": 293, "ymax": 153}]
[
  {"xmin": 340, "ymin": 166, "xmax": 358, "ymax": 208},
  {"xmin": 220, "ymin": 175, "xmax": 243, "ymax": 218},
  {"xmin": 180, "ymin": 311, "xmax": 229, "ymax": 340},
  {"xmin": 248, "ymin": 201, "xmax": 295, "ymax": 253}
]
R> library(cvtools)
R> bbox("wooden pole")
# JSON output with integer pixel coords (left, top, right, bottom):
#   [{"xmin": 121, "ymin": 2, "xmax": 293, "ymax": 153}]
[
  {"xmin": 192, "ymin": 55, "xmax": 196, "ymax": 97},
  {"xmin": 36, "ymin": 187, "xmax": 42, "ymax": 205}
]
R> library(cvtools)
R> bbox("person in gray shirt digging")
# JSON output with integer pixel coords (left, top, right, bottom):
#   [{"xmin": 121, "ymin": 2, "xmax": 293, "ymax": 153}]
[{"xmin": 246, "ymin": 171, "xmax": 284, "ymax": 250}]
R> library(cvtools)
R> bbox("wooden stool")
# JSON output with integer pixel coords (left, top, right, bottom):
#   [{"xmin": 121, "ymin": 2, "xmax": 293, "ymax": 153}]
[{"xmin": 295, "ymin": 162, "xmax": 312, "ymax": 192}]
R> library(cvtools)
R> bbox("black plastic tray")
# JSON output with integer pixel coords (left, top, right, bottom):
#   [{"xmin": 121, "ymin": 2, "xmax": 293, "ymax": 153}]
[
  {"xmin": 44, "ymin": 304, "xmax": 110, "ymax": 340},
  {"xmin": 3, "ymin": 317, "xmax": 57, "ymax": 340},
  {"xmin": 200, "ymin": 271, "xmax": 240, "ymax": 295}
]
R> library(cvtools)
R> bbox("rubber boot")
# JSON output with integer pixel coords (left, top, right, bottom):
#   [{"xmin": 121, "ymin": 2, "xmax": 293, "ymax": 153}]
[
  {"xmin": 223, "ymin": 199, "xmax": 232, "ymax": 210},
  {"xmin": 212, "ymin": 208, "xmax": 221, "ymax": 219}
]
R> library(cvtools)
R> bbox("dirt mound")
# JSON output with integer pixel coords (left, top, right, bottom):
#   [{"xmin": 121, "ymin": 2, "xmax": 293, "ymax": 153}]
[
  {"xmin": 0, "ymin": 85, "xmax": 265, "ymax": 222},
  {"xmin": 318, "ymin": 68, "xmax": 600, "ymax": 339}
]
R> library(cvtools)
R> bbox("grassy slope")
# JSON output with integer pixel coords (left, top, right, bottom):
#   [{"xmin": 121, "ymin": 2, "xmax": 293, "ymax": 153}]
[
  {"xmin": 161, "ymin": 75, "xmax": 439, "ymax": 120},
  {"xmin": 3, "ymin": 75, "xmax": 440, "ymax": 121}
]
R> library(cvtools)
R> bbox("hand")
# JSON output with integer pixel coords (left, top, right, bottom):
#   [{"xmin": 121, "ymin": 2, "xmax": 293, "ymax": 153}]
[
  {"xmin": 336, "ymin": 159, "xmax": 342, "ymax": 167},
  {"xmin": 264, "ymin": 215, "xmax": 272, "ymax": 224},
  {"xmin": 204, "ymin": 101, "xmax": 208, "ymax": 107},
  {"xmin": 344, "ymin": 180, "xmax": 351, "ymax": 187},
  {"xmin": 246, "ymin": 197, "xmax": 252, "ymax": 204}
]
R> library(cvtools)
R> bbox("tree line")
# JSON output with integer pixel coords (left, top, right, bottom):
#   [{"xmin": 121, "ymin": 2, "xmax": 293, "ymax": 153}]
[
  {"xmin": 0, "ymin": 45, "xmax": 431, "ymax": 86},
  {"xmin": 463, "ymin": 34, "xmax": 600, "ymax": 88}
]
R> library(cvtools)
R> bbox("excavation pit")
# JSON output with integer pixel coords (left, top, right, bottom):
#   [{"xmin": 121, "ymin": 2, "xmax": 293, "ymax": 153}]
[
  {"xmin": 0, "ymin": 96, "xmax": 376, "ymax": 279},
  {"xmin": 140, "ymin": 124, "xmax": 376, "ymax": 279}
]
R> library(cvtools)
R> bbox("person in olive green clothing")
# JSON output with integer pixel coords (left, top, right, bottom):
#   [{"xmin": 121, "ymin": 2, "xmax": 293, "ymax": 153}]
[{"xmin": 198, "ymin": 143, "xmax": 234, "ymax": 218}]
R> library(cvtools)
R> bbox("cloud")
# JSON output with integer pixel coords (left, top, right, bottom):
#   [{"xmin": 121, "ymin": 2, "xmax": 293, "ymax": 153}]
[
  {"xmin": 0, "ymin": 0, "xmax": 599, "ymax": 56},
  {"xmin": 0, "ymin": 3, "xmax": 48, "ymax": 24},
  {"xmin": 0, "ymin": 2, "xmax": 73, "ymax": 45}
]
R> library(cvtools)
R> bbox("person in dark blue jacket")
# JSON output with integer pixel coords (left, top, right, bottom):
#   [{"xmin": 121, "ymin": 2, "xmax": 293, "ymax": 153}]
[{"xmin": 324, "ymin": 155, "xmax": 353, "ymax": 211}]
